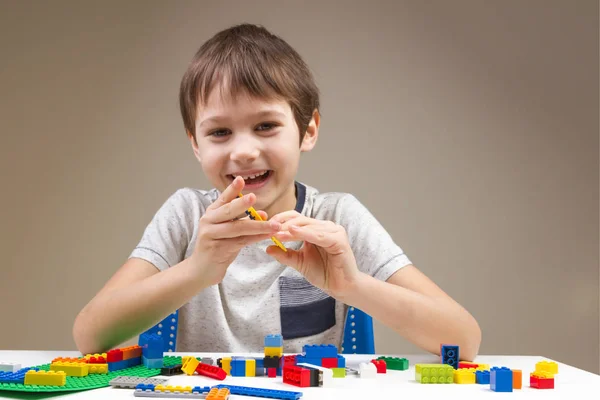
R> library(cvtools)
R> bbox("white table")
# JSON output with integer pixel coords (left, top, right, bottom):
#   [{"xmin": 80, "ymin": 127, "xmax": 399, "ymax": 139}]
[{"xmin": 0, "ymin": 351, "xmax": 598, "ymax": 399}]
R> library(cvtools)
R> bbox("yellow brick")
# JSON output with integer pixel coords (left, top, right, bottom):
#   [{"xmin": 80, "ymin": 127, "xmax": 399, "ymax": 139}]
[
  {"xmin": 221, "ymin": 357, "xmax": 232, "ymax": 375},
  {"xmin": 24, "ymin": 370, "xmax": 66, "ymax": 386},
  {"xmin": 454, "ymin": 368, "xmax": 476, "ymax": 384},
  {"xmin": 264, "ymin": 347, "xmax": 283, "ymax": 357},
  {"xmin": 245, "ymin": 359, "xmax": 256, "ymax": 377},
  {"xmin": 88, "ymin": 364, "xmax": 108, "ymax": 374},
  {"xmin": 50, "ymin": 362, "xmax": 89, "ymax": 377},
  {"xmin": 476, "ymin": 363, "xmax": 490, "ymax": 371},
  {"xmin": 182, "ymin": 356, "xmax": 200, "ymax": 376},
  {"xmin": 155, "ymin": 385, "xmax": 192, "ymax": 393},
  {"xmin": 535, "ymin": 361, "xmax": 558, "ymax": 375}
]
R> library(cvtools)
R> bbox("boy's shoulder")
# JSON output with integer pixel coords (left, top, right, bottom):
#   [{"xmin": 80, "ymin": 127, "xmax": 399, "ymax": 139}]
[{"xmin": 302, "ymin": 182, "xmax": 368, "ymax": 219}]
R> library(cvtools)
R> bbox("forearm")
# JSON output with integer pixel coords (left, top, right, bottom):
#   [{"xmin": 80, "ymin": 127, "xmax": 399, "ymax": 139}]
[
  {"xmin": 73, "ymin": 256, "xmax": 207, "ymax": 354},
  {"xmin": 341, "ymin": 273, "xmax": 481, "ymax": 360}
]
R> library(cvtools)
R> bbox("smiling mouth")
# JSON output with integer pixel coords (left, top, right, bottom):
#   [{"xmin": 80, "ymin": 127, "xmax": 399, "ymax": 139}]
[{"xmin": 227, "ymin": 170, "xmax": 272, "ymax": 185}]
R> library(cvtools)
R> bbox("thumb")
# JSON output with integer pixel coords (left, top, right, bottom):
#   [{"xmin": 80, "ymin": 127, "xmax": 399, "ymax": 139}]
[{"xmin": 266, "ymin": 245, "xmax": 302, "ymax": 271}]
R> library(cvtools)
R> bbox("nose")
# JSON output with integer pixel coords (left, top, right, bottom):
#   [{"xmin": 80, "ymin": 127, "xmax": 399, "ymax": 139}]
[{"xmin": 230, "ymin": 135, "xmax": 260, "ymax": 164}]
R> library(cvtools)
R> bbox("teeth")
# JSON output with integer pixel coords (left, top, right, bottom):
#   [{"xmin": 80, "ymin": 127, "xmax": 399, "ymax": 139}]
[{"xmin": 233, "ymin": 171, "xmax": 268, "ymax": 180}]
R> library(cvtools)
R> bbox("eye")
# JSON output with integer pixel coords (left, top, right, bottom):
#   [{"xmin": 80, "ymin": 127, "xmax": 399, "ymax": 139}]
[
  {"xmin": 255, "ymin": 122, "xmax": 277, "ymax": 132},
  {"xmin": 209, "ymin": 129, "xmax": 231, "ymax": 138}
]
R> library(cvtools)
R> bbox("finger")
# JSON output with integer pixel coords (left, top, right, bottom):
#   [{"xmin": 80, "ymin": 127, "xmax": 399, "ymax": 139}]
[
  {"xmin": 231, "ymin": 233, "xmax": 276, "ymax": 248},
  {"xmin": 279, "ymin": 216, "xmax": 331, "ymax": 231},
  {"xmin": 206, "ymin": 176, "xmax": 245, "ymax": 212},
  {"xmin": 269, "ymin": 210, "xmax": 302, "ymax": 224},
  {"xmin": 256, "ymin": 210, "xmax": 268, "ymax": 220},
  {"xmin": 204, "ymin": 193, "xmax": 257, "ymax": 224},
  {"xmin": 266, "ymin": 245, "xmax": 303, "ymax": 270},
  {"xmin": 276, "ymin": 224, "xmax": 341, "ymax": 251},
  {"xmin": 210, "ymin": 218, "xmax": 281, "ymax": 239}
]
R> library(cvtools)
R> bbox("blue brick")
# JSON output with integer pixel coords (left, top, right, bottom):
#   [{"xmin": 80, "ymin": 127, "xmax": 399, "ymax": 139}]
[
  {"xmin": 215, "ymin": 384, "xmax": 302, "ymax": 400},
  {"xmin": 192, "ymin": 386, "xmax": 211, "ymax": 394},
  {"xmin": 491, "ymin": 367, "xmax": 513, "ymax": 392},
  {"xmin": 303, "ymin": 344, "xmax": 338, "ymax": 359},
  {"xmin": 255, "ymin": 358, "xmax": 264, "ymax": 369},
  {"xmin": 127, "ymin": 356, "xmax": 141, "ymax": 368},
  {"xmin": 441, "ymin": 345, "xmax": 459, "ymax": 369},
  {"xmin": 140, "ymin": 333, "xmax": 164, "ymax": 359},
  {"xmin": 135, "ymin": 383, "xmax": 155, "ymax": 391},
  {"xmin": 336, "ymin": 355, "xmax": 346, "ymax": 368},
  {"xmin": 108, "ymin": 359, "xmax": 130, "ymax": 372},
  {"xmin": 295, "ymin": 356, "xmax": 322, "ymax": 366},
  {"xmin": 0, "ymin": 367, "xmax": 38, "ymax": 384},
  {"xmin": 231, "ymin": 359, "xmax": 247, "ymax": 377},
  {"xmin": 264, "ymin": 334, "xmax": 284, "ymax": 348},
  {"xmin": 142, "ymin": 356, "xmax": 164, "ymax": 369},
  {"xmin": 476, "ymin": 370, "xmax": 490, "ymax": 384}
]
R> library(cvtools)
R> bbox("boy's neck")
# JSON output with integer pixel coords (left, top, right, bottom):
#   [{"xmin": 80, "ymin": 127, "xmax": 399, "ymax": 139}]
[{"xmin": 264, "ymin": 182, "xmax": 298, "ymax": 220}]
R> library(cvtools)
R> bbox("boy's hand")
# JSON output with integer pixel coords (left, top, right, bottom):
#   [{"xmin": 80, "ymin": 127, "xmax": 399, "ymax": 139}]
[
  {"xmin": 192, "ymin": 176, "xmax": 281, "ymax": 286},
  {"xmin": 266, "ymin": 211, "xmax": 361, "ymax": 300}
]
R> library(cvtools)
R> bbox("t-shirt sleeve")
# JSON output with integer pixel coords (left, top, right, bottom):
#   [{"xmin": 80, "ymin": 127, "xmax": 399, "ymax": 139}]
[
  {"xmin": 336, "ymin": 194, "xmax": 412, "ymax": 281},
  {"xmin": 129, "ymin": 188, "xmax": 200, "ymax": 271}
]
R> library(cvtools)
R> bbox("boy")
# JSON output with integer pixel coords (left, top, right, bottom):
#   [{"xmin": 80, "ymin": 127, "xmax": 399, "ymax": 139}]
[{"xmin": 73, "ymin": 24, "xmax": 481, "ymax": 359}]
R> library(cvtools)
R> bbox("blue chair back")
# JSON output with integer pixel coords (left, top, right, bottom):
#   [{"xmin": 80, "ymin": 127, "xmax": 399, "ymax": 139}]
[{"xmin": 140, "ymin": 306, "xmax": 374, "ymax": 354}]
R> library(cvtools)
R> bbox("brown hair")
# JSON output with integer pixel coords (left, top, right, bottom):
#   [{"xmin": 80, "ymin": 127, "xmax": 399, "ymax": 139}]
[{"xmin": 179, "ymin": 24, "xmax": 320, "ymax": 143}]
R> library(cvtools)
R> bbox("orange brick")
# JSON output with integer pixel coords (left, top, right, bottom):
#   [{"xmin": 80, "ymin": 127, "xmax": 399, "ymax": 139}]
[
  {"xmin": 121, "ymin": 345, "xmax": 142, "ymax": 359},
  {"xmin": 513, "ymin": 369, "xmax": 522, "ymax": 389}
]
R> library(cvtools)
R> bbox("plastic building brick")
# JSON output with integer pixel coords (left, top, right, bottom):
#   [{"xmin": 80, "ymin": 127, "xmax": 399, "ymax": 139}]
[
  {"xmin": 142, "ymin": 356, "xmax": 164, "ymax": 369},
  {"xmin": 140, "ymin": 333, "xmax": 165, "ymax": 359},
  {"xmin": 220, "ymin": 357, "xmax": 232, "ymax": 375},
  {"xmin": 376, "ymin": 356, "xmax": 408, "ymax": 371},
  {"xmin": 239, "ymin": 193, "xmax": 287, "ymax": 252},
  {"xmin": 161, "ymin": 364, "xmax": 182, "ymax": 376},
  {"xmin": 110, "ymin": 376, "xmax": 168, "ymax": 388},
  {"xmin": 264, "ymin": 347, "xmax": 283, "ymax": 357},
  {"xmin": 535, "ymin": 361, "xmax": 558, "ymax": 375},
  {"xmin": 475, "ymin": 363, "xmax": 490, "ymax": 370},
  {"xmin": 440, "ymin": 344, "xmax": 459, "ymax": 369},
  {"xmin": 302, "ymin": 344, "xmax": 338, "ymax": 359},
  {"xmin": 297, "ymin": 363, "xmax": 334, "ymax": 387},
  {"xmin": 231, "ymin": 359, "xmax": 247, "ymax": 377},
  {"xmin": 214, "ymin": 384, "xmax": 303, "ymax": 400},
  {"xmin": 370, "ymin": 359, "xmax": 386, "ymax": 373},
  {"xmin": 530, "ymin": 371, "xmax": 554, "ymax": 389},
  {"xmin": 490, "ymin": 367, "xmax": 513, "ymax": 392},
  {"xmin": 454, "ymin": 368, "xmax": 476, "ymax": 384},
  {"xmin": 512, "ymin": 369, "xmax": 522, "ymax": 389},
  {"xmin": 107, "ymin": 349, "xmax": 123, "ymax": 362},
  {"xmin": 108, "ymin": 359, "xmax": 130, "ymax": 372},
  {"xmin": 267, "ymin": 368, "xmax": 277, "ymax": 378},
  {"xmin": 264, "ymin": 356, "xmax": 280, "ymax": 369},
  {"xmin": 206, "ymin": 387, "xmax": 230, "ymax": 400},
  {"xmin": 415, "ymin": 364, "xmax": 454, "ymax": 384},
  {"xmin": 0, "ymin": 363, "xmax": 21, "ymax": 373},
  {"xmin": 182, "ymin": 357, "xmax": 200, "ymax": 375},
  {"xmin": 133, "ymin": 384, "xmax": 211, "ymax": 398},
  {"xmin": 0, "ymin": 355, "xmax": 182, "ymax": 393},
  {"xmin": 331, "ymin": 367, "xmax": 346, "ymax": 378},
  {"xmin": 282, "ymin": 355, "xmax": 296, "ymax": 366},
  {"xmin": 283, "ymin": 365, "xmax": 311, "ymax": 387},
  {"xmin": 50, "ymin": 362, "xmax": 89, "ymax": 377},
  {"xmin": 139, "ymin": 311, "xmax": 179, "ymax": 353},
  {"xmin": 24, "ymin": 370, "xmax": 66, "ymax": 386},
  {"xmin": 84, "ymin": 353, "xmax": 107, "ymax": 363},
  {"xmin": 196, "ymin": 363, "xmax": 227, "ymax": 380},
  {"xmin": 0, "ymin": 367, "xmax": 39, "ymax": 384},
  {"xmin": 265, "ymin": 334, "xmax": 284, "ymax": 348},
  {"xmin": 458, "ymin": 361, "xmax": 478, "ymax": 369},
  {"xmin": 201, "ymin": 357, "xmax": 214, "ymax": 366},
  {"xmin": 475, "ymin": 370, "xmax": 490, "ymax": 384},
  {"xmin": 245, "ymin": 359, "xmax": 256, "ymax": 377},
  {"xmin": 122, "ymin": 346, "xmax": 143, "ymax": 360},
  {"xmin": 294, "ymin": 356, "xmax": 320, "ymax": 367},
  {"xmin": 321, "ymin": 357, "xmax": 338, "ymax": 368},
  {"xmin": 358, "ymin": 362, "xmax": 376, "ymax": 378},
  {"xmin": 88, "ymin": 364, "xmax": 108, "ymax": 374}
]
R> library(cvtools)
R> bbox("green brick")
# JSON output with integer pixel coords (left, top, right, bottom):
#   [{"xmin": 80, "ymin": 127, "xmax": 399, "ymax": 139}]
[
  {"xmin": 331, "ymin": 367, "xmax": 346, "ymax": 378},
  {"xmin": 377, "ymin": 356, "xmax": 409, "ymax": 371},
  {"xmin": 415, "ymin": 364, "xmax": 454, "ymax": 384}
]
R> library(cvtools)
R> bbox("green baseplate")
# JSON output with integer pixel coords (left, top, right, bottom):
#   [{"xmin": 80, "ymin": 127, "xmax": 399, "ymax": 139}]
[{"xmin": 0, "ymin": 355, "xmax": 182, "ymax": 393}]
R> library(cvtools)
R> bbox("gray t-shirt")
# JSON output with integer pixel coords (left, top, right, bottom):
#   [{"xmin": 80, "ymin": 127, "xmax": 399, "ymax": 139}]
[{"xmin": 129, "ymin": 182, "xmax": 411, "ymax": 353}]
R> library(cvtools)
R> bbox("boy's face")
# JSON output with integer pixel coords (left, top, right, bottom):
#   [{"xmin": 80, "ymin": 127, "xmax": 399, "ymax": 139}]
[{"xmin": 190, "ymin": 87, "xmax": 319, "ymax": 217}]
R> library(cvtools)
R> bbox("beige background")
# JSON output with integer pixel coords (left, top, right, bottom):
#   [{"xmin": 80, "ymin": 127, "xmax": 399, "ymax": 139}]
[{"xmin": 0, "ymin": 0, "xmax": 598, "ymax": 373}]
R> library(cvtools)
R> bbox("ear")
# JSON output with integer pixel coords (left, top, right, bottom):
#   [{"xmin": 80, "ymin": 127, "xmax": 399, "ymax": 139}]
[
  {"xmin": 300, "ymin": 109, "xmax": 320, "ymax": 152},
  {"xmin": 187, "ymin": 130, "xmax": 202, "ymax": 163}
]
